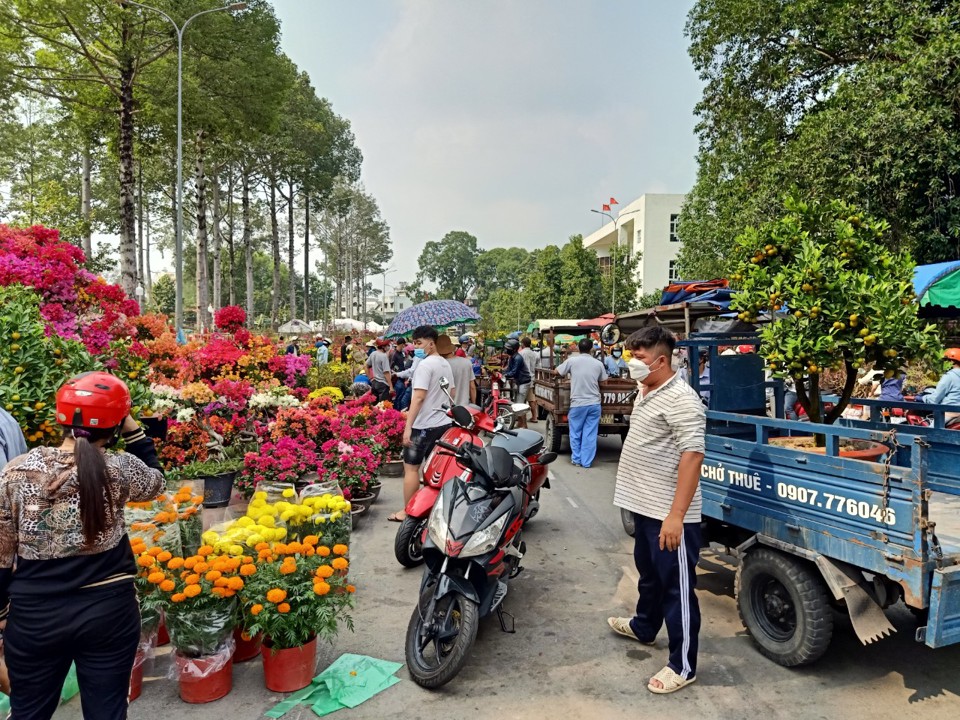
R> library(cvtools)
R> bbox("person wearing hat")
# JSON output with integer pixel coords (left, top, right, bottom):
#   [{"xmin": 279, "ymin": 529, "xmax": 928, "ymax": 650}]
[
  {"xmin": 315, "ymin": 335, "xmax": 330, "ymax": 366},
  {"xmin": 366, "ymin": 339, "xmax": 395, "ymax": 403},
  {"xmin": 604, "ymin": 345, "xmax": 627, "ymax": 378},
  {"xmin": 285, "ymin": 336, "xmax": 301, "ymax": 355},
  {"xmin": 437, "ymin": 335, "xmax": 476, "ymax": 407},
  {"xmin": 455, "ymin": 334, "xmax": 473, "ymax": 359},
  {"xmin": 0, "ymin": 372, "xmax": 165, "ymax": 718},
  {"xmin": 503, "ymin": 338, "xmax": 531, "ymax": 429}
]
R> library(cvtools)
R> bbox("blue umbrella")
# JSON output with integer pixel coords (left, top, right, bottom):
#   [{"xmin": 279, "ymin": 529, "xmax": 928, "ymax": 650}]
[{"xmin": 384, "ymin": 300, "xmax": 481, "ymax": 339}]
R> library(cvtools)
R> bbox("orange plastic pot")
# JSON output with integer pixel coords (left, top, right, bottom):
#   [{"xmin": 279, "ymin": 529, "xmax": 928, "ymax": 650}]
[
  {"xmin": 157, "ymin": 620, "xmax": 170, "ymax": 647},
  {"xmin": 128, "ymin": 651, "xmax": 146, "ymax": 702},
  {"xmin": 261, "ymin": 636, "xmax": 318, "ymax": 692},
  {"xmin": 232, "ymin": 628, "xmax": 263, "ymax": 663},
  {"xmin": 176, "ymin": 653, "xmax": 233, "ymax": 704}
]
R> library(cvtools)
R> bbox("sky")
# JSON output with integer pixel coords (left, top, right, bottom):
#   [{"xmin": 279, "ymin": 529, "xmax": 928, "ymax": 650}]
[{"xmin": 269, "ymin": 0, "xmax": 703, "ymax": 291}]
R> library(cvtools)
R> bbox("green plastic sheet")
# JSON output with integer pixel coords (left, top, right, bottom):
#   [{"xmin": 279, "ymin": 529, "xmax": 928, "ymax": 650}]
[{"xmin": 265, "ymin": 654, "xmax": 402, "ymax": 718}]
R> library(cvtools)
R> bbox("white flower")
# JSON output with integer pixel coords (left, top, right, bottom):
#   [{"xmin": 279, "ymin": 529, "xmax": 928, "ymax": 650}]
[{"xmin": 176, "ymin": 408, "xmax": 196, "ymax": 423}]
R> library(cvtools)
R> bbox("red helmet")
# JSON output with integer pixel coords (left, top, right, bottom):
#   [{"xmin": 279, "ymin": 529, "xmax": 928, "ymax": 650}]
[
  {"xmin": 737, "ymin": 345, "xmax": 755, "ymax": 354},
  {"xmin": 946, "ymin": 348, "xmax": 960, "ymax": 364},
  {"xmin": 56, "ymin": 372, "xmax": 131, "ymax": 429}
]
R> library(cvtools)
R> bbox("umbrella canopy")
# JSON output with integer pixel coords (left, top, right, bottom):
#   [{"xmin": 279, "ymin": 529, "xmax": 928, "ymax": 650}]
[
  {"xmin": 914, "ymin": 260, "xmax": 960, "ymax": 317},
  {"xmin": 384, "ymin": 300, "xmax": 480, "ymax": 339},
  {"xmin": 577, "ymin": 313, "xmax": 615, "ymax": 329},
  {"xmin": 277, "ymin": 319, "xmax": 313, "ymax": 335}
]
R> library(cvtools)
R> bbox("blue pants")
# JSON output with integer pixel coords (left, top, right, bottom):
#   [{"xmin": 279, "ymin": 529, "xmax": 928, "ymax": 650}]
[
  {"xmin": 568, "ymin": 404, "xmax": 601, "ymax": 467},
  {"xmin": 629, "ymin": 513, "xmax": 701, "ymax": 679}
]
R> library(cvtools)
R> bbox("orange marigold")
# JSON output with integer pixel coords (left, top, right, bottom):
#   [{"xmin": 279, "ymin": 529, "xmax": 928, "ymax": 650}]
[
  {"xmin": 171, "ymin": 593, "xmax": 187, "ymax": 603},
  {"xmin": 197, "ymin": 545, "xmax": 214, "ymax": 557},
  {"xmin": 147, "ymin": 572, "xmax": 166, "ymax": 584},
  {"xmin": 317, "ymin": 546, "xmax": 331, "ymax": 557},
  {"xmin": 258, "ymin": 549, "xmax": 273, "ymax": 560},
  {"xmin": 273, "ymin": 544, "xmax": 287, "ymax": 555},
  {"xmin": 167, "ymin": 557, "xmax": 185, "ymax": 570},
  {"xmin": 313, "ymin": 582, "xmax": 331, "ymax": 596},
  {"xmin": 205, "ymin": 570, "xmax": 222, "ymax": 582},
  {"xmin": 214, "ymin": 577, "xmax": 230, "ymax": 588},
  {"xmin": 240, "ymin": 564, "xmax": 257, "ymax": 577},
  {"xmin": 160, "ymin": 580, "xmax": 176, "ymax": 592},
  {"xmin": 193, "ymin": 562, "xmax": 209, "ymax": 574},
  {"xmin": 137, "ymin": 555, "xmax": 155, "ymax": 568},
  {"xmin": 254, "ymin": 543, "xmax": 270, "ymax": 552},
  {"xmin": 315, "ymin": 565, "xmax": 334, "ymax": 579},
  {"xmin": 250, "ymin": 603, "xmax": 264, "ymax": 616},
  {"xmin": 280, "ymin": 563, "xmax": 297, "ymax": 576},
  {"xmin": 157, "ymin": 551, "xmax": 173, "ymax": 563},
  {"xmin": 223, "ymin": 589, "xmax": 236, "ymax": 598},
  {"xmin": 277, "ymin": 603, "xmax": 291, "ymax": 614},
  {"xmin": 346, "ymin": 584, "xmax": 356, "ymax": 593},
  {"xmin": 147, "ymin": 546, "xmax": 163, "ymax": 557},
  {"xmin": 241, "ymin": 556, "xmax": 254, "ymax": 564},
  {"xmin": 286, "ymin": 542, "xmax": 302, "ymax": 554},
  {"xmin": 227, "ymin": 577, "xmax": 244, "ymax": 591},
  {"xmin": 332, "ymin": 544, "xmax": 348, "ymax": 556},
  {"xmin": 331, "ymin": 558, "xmax": 349, "ymax": 571},
  {"xmin": 302, "ymin": 535, "xmax": 319, "ymax": 546},
  {"xmin": 183, "ymin": 557, "xmax": 197, "ymax": 570},
  {"xmin": 305, "ymin": 547, "xmax": 316, "ymax": 557},
  {"xmin": 210, "ymin": 587, "xmax": 227, "ymax": 598},
  {"xmin": 184, "ymin": 574, "xmax": 201, "ymax": 585},
  {"xmin": 266, "ymin": 588, "xmax": 287, "ymax": 604},
  {"xmin": 183, "ymin": 584, "xmax": 202, "ymax": 598}
]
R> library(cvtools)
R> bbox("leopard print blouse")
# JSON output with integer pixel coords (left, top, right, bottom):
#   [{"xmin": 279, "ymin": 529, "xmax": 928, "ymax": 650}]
[{"xmin": 0, "ymin": 446, "xmax": 165, "ymax": 564}]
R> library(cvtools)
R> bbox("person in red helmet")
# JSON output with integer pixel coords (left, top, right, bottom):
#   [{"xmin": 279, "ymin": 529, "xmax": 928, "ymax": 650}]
[
  {"xmin": 918, "ymin": 348, "xmax": 960, "ymax": 424},
  {"xmin": 0, "ymin": 372, "xmax": 165, "ymax": 720}
]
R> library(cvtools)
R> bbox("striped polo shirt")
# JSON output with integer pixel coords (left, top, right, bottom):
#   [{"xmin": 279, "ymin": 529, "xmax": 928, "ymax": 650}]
[{"xmin": 614, "ymin": 372, "xmax": 706, "ymax": 523}]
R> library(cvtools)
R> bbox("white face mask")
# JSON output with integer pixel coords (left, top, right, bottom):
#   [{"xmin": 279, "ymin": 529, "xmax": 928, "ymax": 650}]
[{"xmin": 627, "ymin": 358, "xmax": 651, "ymax": 381}]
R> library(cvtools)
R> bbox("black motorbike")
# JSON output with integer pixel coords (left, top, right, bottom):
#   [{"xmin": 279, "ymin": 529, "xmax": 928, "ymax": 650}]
[{"xmin": 404, "ymin": 404, "xmax": 556, "ymax": 688}]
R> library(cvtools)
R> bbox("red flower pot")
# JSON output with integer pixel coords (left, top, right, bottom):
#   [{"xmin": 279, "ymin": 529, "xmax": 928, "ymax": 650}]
[
  {"xmin": 232, "ymin": 628, "xmax": 263, "ymax": 663},
  {"xmin": 129, "ymin": 650, "xmax": 147, "ymax": 702},
  {"xmin": 157, "ymin": 619, "xmax": 170, "ymax": 647},
  {"xmin": 261, "ymin": 637, "xmax": 318, "ymax": 692},
  {"xmin": 175, "ymin": 652, "xmax": 233, "ymax": 704}
]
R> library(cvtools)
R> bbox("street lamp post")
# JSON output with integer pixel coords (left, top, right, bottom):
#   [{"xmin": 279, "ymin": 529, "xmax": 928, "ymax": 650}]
[
  {"xmin": 590, "ymin": 207, "xmax": 641, "ymax": 315},
  {"xmin": 122, "ymin": 1, "xmax": 246, "ymax": 336}
]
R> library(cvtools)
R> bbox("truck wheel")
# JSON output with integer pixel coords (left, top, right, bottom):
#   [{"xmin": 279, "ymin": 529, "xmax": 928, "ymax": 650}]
[
  {"xmin": 736, "ymin": 548, "xmax": 833, "ymax": 666},
  {"xmin": 545, "ymin": 414, "xmax": 562, "ymax": 453},
  {"xmin": 620, "ymin": 508, "xmax": 635, "ymax": 537}
]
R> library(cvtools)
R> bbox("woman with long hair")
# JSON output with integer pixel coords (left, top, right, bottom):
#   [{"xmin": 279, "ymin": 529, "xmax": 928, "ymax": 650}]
[{"xmin": 0, "ymin": 372, "xmax": 165, "ymax": 719}]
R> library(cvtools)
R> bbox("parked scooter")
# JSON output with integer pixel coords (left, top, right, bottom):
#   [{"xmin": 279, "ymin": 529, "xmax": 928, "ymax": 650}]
[
  {"xmin": 404, "ymin": 403, "xmax": 556, "ymax": 688},
  {"xmin": 393, "ymin": 380, "xmax": 542, "ymax": 567}
]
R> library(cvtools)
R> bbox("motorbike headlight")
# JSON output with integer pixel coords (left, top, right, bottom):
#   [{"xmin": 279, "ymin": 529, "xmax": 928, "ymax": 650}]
[
  {"xmin": 460, "ymin": 513, "xmax": 509, "ymax": 558},
  {"xmin": 427, "ymin": 492, "xmax": 448, "ymax": 547}
]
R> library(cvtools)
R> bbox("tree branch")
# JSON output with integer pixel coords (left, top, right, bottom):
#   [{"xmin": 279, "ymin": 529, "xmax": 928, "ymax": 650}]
[{"xmin": 825, "ymin": 360, "xmax": 858, "ymax": 424}]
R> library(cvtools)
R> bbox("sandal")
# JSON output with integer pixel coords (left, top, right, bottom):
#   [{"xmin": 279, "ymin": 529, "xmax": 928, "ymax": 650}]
[
  {"xmin": 387, "ymin": 512, "xmax": 406, "ymax": 522},
  {"xmin": 647, "ymin": 666, "xmax": 696, "ymax": 694}
]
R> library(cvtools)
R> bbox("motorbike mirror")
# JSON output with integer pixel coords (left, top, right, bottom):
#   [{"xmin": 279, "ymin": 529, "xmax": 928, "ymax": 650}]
[
  {"xmin": 600, "ymin": 323, "xmax": 621, "ymax": 346},
  {"xmin": 451, "ymin": 405, "xmax": 473, "ymax": 428},
  {"xmin": 439, "ymin": 377, "xmax": 450, "ymax": 390},
  {"xmin": 538, "ymin": 451, "xmax": 558, "ymax": 466}
]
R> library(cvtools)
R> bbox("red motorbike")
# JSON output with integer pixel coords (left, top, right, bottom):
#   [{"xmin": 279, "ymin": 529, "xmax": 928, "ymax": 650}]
[{"xmin": 394, "ymin": 379, "xmax": 550, "ymax": 568}]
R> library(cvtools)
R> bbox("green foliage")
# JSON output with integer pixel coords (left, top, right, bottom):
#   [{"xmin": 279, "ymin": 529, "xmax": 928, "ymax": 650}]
[
  {"xmin": 636, "ymin": 290, "xmax": 663, "ymax": 310},
  {"xmin": 0, "ymin": 285, "xmax": 101, "ymax": 444},
  {"xmin": 476, "ymin": 247, "xmax": 530, "ymax": 304},
  {"xmin": 413, "ymin": 231, "xmax": 480, "ymax": 302},
  {"xmin": 558, "ymin": 235, "xmax": 605, "ymax": 318},
  {"xmin": 602, "ymin": 249, "xmax": 643, "ymax": 314},
  {"xmin": 179, "ymin": 457, "xmax": 245, "ymax": 479},
  {"xmin": 478, "ymin": 288, "xmax": 533, "ymax": 336},
  {"xmin": 730, "ymin": 197, "xmax": 942, "ymax": 424},
  {"xmin": 152, "ymin": 275, "xmax": 176, "ymax": 315},
  {"xmin": 678, "ymin": 0, "xmax": 960, "ymax": 279},
  {"xmin": 308, "ymin": 362, "xmax": 353, "ymax": 393},
  {"xmin": 523, "ymin": 245, "xmax": 564, "ymax": 317}
]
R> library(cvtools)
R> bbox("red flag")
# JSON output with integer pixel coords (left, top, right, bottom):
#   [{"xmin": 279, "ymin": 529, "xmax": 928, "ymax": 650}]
[
  {"xmin": 609, "ymin": 197, "xmax": 619, "ymax": 205},
  {"xmin": 602, "ymin": 204, "xmax": 611, "ymax": 212}
]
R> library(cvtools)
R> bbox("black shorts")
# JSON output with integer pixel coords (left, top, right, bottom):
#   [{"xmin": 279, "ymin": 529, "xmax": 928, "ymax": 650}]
[{"xmin": 403, "ymin": 424, "xmax": 452, "ymax": 466}]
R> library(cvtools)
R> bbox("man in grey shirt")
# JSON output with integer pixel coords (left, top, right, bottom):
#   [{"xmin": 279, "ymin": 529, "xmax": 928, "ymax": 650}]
[
  {"xmin": 0, "ymin": 407, "xmax": 28, "ymax": 472},
  {"xmin": 555, "ymin": 338, "xmax": 606, "ymax": 468},
  {"xmin": 437, "ymin": 335, "xmax": 476, "ymax": 408},
  {"xmin": 366, "ymin": 339, "xmax": 394, "ymax": 403}
]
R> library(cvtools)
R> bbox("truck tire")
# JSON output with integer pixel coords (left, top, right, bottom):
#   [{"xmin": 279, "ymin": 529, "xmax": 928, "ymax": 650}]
[
  {"xmin": 545, "ymin": 413, "xmax": 562, "ymax": 453},
  {"xmin": 736, "ymin": 548, "xmax": 833, "ymax": 666}
]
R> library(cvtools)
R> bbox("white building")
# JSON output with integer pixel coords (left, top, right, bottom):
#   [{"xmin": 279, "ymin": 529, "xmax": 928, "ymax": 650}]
[
  {"xmin": 582, "ymin": 193, "xmax": 685, "ymax": 297},
  {"xmin": 379, "ymin": 281, "xmax": 413, "ymax": 322}
]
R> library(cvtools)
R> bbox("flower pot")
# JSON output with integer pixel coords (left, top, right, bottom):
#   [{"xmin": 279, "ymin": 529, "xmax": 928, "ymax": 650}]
[
  {"xmin": 175, "ymin": 652, "xmax": 234, "ymax": 704},
  {"xmin": 350, "ymin": 491, "xmax": 376, "ymax": 512},
  {"xmin": 768, "ymin": 437, "xmax": 888, "ymax": 462},
  {"xmin": 380, "ymin": 459, "xmax": 403, "ymax": 478},
  {"xmin": 367, "ymin": 482, "xmax": 382, "ymax": 503},
  {"xmin": 349, "ymin": 504, "xmax": 367, "ymax": 529},
  {"xmin": 261, "ymin": 637, "xmax": 318, "ymax": 692},
  {"xmin": 201, "ymin": 472, "xmax": 237, "ymax": 508},
  {"xmin": 232, "ymin": 628, "xmax": 262, "ymax": 663},
  {"xmin": 129, "ymin": 648, "xmax": 147, "ymax": 702},
  {"xmin": 157, "ymin": 618, "xmax": 170, "ymax": 647}
]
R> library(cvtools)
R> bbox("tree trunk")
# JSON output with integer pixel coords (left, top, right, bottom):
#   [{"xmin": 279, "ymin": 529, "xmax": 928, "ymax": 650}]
[
  {"xmin": 303, "ymin": 194, "xmax": 311, "ymax": 323},
  {"xmin": 136, "ymin": 160, "xmax": 144, "ymax": 293},
  {"xmin": 227, "ymin": 171, "xmax": 236, "ymax": 307},
  {"xmin": 144, "ymin": 195, "xmax": 152, "ymax": 304},
  {"xmin": 269, "ymin": 174, "xmax": 281, "ymax": 329},
  {"xmin": 117, "ymin": 21, "xmax": 138, "ymax": 298},
  {"xmin": 288, "ymin": 179, "xmax": 297, "ymax": 320},
  {"xmin": 81, "ymin": 145, "xmax": 92, "ymax": 260},
  {"xmin": 211, "ymin": 163, "xmax": 222, "ymax": 314},
  {"xmin": 242, "ymin": 165, "xmax": 254, "ymax": 327},
  {"xmin": 194, "ymin": 129, "xmax": 210, "ymax": 333}
]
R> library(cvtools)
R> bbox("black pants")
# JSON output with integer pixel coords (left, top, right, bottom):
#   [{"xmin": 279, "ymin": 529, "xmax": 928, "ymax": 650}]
[
  {"xmin": 370, "ymin": 379, "xmax": 391, "ymax": 403},
  {"xmin": 5, "ymin": 583, "xmax": 140, "ymax": 720}
]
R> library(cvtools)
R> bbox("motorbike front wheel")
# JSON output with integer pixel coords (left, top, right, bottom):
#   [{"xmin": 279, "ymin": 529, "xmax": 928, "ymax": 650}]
[
  {"xmin": 394, "ymin": 517, "xmax": 428, "ymax": 568},
  {"xmin": 405, "ymin": 587, "xmax": 480, "ymax": 689}
]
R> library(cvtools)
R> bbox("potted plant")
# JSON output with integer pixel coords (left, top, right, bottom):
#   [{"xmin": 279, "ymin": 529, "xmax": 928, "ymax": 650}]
[
  {"xmin": 730, "ymin": 196, "xmax": 941, "ymax": 453},
  {"xmin": 242, "ymin": 539, "xmax": 354, "ymax": 692},
  {"xmin": 143, "ymin": 545, "xmax": 249, "ymax": 703},
  {"xmin": 129, "ymin": 537, "xmax": 165, "ymax": 701},
  {"xmin": 181, "ymin": 458, "xmax": 245, "ymax": 509},
  {"xmin": 317, "ymin": 439, "xmax": 379, "ymax": 511},
  {"xmin": 238, "ymin": 437, "xmax": 318, "ymax": 500}
]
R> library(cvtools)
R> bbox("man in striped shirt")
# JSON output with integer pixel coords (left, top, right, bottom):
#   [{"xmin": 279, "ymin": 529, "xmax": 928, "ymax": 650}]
[{"xmin": 607, "ymin": 326, "xmax": 705, "ymax": 694}]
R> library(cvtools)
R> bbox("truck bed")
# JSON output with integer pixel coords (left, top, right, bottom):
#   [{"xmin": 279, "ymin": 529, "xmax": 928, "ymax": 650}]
[{"xmin": 929, "ymin": 492, "xmax": 960, "ymax": 556}]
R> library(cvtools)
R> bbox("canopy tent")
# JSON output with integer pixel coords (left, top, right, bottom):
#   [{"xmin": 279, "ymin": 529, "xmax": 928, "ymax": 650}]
[
  {"xmin": 577, "ymin": 313, "xmax": 616, "ymax": 329},
  {"xmin": 614, "ymin": 281, "xmax": 739, "ymax": 336},
  {"xmin": 277, "ymin": 319, "xmax": 313, "ymax": 335},
  {"xmin": 914, "ymin": 260, "xmax": 960, "ymax": 318},
  {"xmin": 531, "ymin": 319, "xmax": 589, "ymax": 335},
  {"xmin": 331, "ymin": 318, "xmax": 366, "ymax": 332}
]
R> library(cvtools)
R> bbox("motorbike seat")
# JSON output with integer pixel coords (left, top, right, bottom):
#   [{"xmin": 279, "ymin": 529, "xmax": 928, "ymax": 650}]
[{"xmin": 491, "ymin": 429, "xmax": 545, "ymax": 457}]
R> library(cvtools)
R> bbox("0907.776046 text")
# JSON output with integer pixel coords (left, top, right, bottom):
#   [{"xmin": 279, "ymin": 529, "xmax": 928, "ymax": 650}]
[{"xmin": 775, "ymin": 482, "xmax": 896, "ymax": 525}]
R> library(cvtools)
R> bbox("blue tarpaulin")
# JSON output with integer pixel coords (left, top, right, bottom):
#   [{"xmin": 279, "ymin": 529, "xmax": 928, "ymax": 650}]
[{"xmin": 914, "ymin": 261, "xmax": 960, "ymax": 313}]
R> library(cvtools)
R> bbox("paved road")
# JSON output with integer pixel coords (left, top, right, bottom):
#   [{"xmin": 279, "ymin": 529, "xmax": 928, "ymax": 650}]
[{"xmin": 57, "ymin": 434, "xmax": 960, "ymax": 719}]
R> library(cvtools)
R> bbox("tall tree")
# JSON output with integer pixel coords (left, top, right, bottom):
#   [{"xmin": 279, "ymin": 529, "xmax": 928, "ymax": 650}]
[
  {"xmin": 558, "ymin": 235, "xmax": 605, "ymax": 318},
  {"xmin": 476, "ymin": 247, "xmax": 530, "ymax": 304},
  {"xmin": 413, "ymin": 231, "xmax": 480, "ymax": 303},
  {"xmin": 679, "ymin": 0, "xmax": 960, "ymax": 279}
]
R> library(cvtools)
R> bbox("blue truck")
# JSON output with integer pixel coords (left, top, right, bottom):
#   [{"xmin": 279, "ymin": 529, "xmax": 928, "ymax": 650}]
[{"xmin": 606, "ymin": 312, "xmax": 960, "ymax": 666}]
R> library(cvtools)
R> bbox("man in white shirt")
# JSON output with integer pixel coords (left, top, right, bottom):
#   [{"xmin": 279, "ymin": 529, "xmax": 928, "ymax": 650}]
[
  {"xmin": 608, "ymin": 326, "xmax": 705, "ymax": 695},
  {"xmin": 0, "ymin": 407, "xmax": 28, "ymax": 472},
  {"xmin": 389, "ymin": 325, "xmax": 455, "ymax": 522}
]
